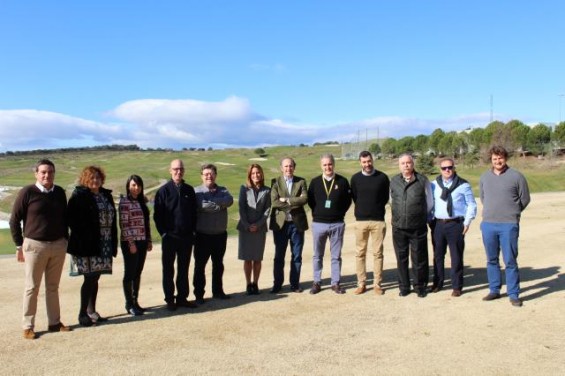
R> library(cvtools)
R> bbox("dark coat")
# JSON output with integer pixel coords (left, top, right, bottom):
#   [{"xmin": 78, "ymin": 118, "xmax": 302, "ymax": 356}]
[{"xmin": 67, "ymin": 186, "xmax": 118, "ymax": 257}]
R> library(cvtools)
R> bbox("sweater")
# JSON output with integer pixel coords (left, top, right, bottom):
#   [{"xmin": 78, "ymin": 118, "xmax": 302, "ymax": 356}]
[
  {"xmin": 9, "ymin": 184, "xmax": 68, "ymax": 246},
  {"xmin": 194, "ymin": 184, "xmax": 233, "ymax": 234},
  {"xmin": 350, "ymin": 169, "xmax": 390, "ymax": 221},
  {"xmin": 307, "ymin": 174, "xmax": 352, "ymax": 223},
  {"xmin": 479, "ymin": 167, "xmax": 530, "ymax": 223}
]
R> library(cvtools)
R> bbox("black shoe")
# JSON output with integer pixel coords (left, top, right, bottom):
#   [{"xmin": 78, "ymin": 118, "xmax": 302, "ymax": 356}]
[
  {"xmin": 270, "ymin": 286, "xmax": 282, "ymax": 294},
  {"xmin": 133, "ymin": 302, "xmax": 146, "ymax": 313},
  {"xmin": 309, "ymin": 283, "xmax": 321, "ymax": 295},
  {"xmin": 290, "ymin": 286, "xmax": 303, "ymax": 293},
  {"xmin": 398, "ymin": 290, "xmax": 411, "ymax": 297},
  {"xmin": 429, "ymin": 285, "xmax": 442, "ymax": 293},
  {"xmin": 166, "ymin": 302, "xmax": 177, "ymax": 311},
  {"xmin": 417, "ymin": 289, "xmax": 427, "ymax": 298},
  {"xmin": 177, "ymin": 299, "xmax": 197, "ymax": 308},
  {"xmin": 78, "ymin": 313, "xmax": 93, "ymax": 327},
  {"xmin": 213, "ymin": 293, "xmax": 231, "ymax": 300},
  {"xmin": 195, "ymin": 297, "xmax": 205, "ymax": 305},
  {"xmin": 252, "ymin": 283, "xmax": 260, "ymax": 295},
  {"xmin": 246, "ymin": 284, "xmax": 254, "ymax": 296},
  {"xmin": 482, "ymin": 292, "xmax": 501, "ymax": 301},
  {"xmin": 127, "ymin": 306, "xmax": 144, "ymax": 316}
]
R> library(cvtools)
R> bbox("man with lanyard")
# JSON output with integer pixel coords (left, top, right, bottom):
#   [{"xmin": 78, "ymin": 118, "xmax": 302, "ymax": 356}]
[
  {"xmin": 430, "ymin": 157, "xmax": 477, "ymax": 297},
  {"xmin": 307, "ymin": 153, "xmax": 352, "ymax": 294}
]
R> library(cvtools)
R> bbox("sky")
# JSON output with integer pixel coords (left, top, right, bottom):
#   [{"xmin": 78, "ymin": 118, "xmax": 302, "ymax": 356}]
[{"xmin": 1, "ymin": 1, "xmax": 564, "ymax": 152}]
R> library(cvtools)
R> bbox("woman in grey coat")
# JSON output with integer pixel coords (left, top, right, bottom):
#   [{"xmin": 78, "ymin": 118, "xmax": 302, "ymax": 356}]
[{"xmin": 237, "ymin": 164, "xmax": 271, "ymax": 295}]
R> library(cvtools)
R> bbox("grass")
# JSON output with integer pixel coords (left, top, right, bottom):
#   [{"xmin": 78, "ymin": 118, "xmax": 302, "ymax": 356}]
[{"xmin": 2, "ymin": 146, "xmax": 565, "ymax": 254}]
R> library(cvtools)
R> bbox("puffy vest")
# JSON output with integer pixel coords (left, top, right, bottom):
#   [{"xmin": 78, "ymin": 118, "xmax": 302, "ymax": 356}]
[{"xmin": 390, "ymin": 172, "xmax": 428, "ymax": 229}]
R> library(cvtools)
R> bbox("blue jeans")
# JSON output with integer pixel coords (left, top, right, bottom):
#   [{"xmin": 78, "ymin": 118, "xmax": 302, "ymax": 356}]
[
  {"xmin": 273, "ymin": 222, "xmax": 305, "ymax": 289},
  {"xmin": 312, "ymin": 222, "xmax": 345, "ymax": 286},
  {"xmin": 480, "ymin": 222, "xmax": 520, "ymax": 299}
]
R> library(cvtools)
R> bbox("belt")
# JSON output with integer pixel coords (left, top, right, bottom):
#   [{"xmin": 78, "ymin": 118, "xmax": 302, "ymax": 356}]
[{"xmin": 436, "ymin": 217, "xmax": 463, "ymax": 224}]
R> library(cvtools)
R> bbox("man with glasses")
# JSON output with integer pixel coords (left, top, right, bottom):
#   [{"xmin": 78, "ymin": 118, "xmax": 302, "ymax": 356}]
[
  {"xmin": 154, "ymin": 159, "xmax": 198, "ymax": 311},
  {"xmin": 430, "ymin": 158, "xmax": 477, "ymax": 297},
  {"xmin": 193, "ymin": 164, "xmax": 234, "ymax": 304}
]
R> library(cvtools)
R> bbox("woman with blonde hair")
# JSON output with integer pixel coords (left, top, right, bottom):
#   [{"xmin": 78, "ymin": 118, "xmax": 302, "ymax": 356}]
[
  {"xmin": 237, "ymin": 164, "xmax": 271, "ymax": 295},
  {"xmin": 68, "ymin": 166, "xmax": 117, "ymax": 326}
]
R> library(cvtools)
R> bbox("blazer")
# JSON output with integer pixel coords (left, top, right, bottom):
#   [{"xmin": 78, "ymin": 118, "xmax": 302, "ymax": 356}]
[
  {"xmin": 269, "ymin": 175, "xmax": 309, "ymax": 232},
  {"xmin": 236, "ymin": 185, "xmax": 271, "ymax": 233}
]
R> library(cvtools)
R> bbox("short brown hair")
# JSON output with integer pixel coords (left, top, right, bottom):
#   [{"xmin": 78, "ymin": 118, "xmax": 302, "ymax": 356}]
[
  {"xmin": 78, "ymin": 165, "xmax": 106, "ymax": 187},
  {"xmin": 488, "ymin": 145, "xmax": 508, "ymax": 159}
]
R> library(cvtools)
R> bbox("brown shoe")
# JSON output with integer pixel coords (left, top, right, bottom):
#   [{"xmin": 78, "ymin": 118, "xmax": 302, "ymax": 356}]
[
  {"xmin": 23, "ymin": 328, "xmax": 36, "ymax": 340},
  {"xmin": 309, "ymin": 283, "xmax": 321, "ymax": 295},
  {"xmin": 354, "ymin": 285, "xmax": 366, "ymax": 295},
  {"xmin": 48, "ymin": 322, "xmax": 72, "ymax": 332},
  {"xmin": 451, "ymin": 289, "xmax": 462, "ymax": 297},
  {"xmin": 482, "ymin": 292, "xmax": 501, "ymax": 301},
  {"xmin": 374, "ymin": 287, "xmax": 385, "ymax": 295}
]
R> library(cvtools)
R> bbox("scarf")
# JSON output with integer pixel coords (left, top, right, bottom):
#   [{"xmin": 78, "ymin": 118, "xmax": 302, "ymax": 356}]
[{"xmin": 436, "ymin": 174, "xmax": 467, "ymax": 217}]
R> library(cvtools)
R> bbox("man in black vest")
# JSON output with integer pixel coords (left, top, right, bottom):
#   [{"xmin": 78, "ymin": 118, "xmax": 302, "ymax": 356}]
[{"xmin": 390, "ymin": 153, "xmax": 433, "ymax": 297}]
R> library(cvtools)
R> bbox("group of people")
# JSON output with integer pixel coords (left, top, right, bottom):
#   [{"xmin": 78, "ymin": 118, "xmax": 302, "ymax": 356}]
[{"xmin": 9, "ymin": 144, "xmax": 530, "ymax": 340}]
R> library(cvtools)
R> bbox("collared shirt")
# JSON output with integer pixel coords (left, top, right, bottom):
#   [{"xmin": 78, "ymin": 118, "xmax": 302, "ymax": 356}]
[
  {"xmin": 35, "ymin": 182, "xmax": 54, "ymax": 193},
  {"xmin": 431, "ymin": 177, "xmax": 477, "ymax": 226}
]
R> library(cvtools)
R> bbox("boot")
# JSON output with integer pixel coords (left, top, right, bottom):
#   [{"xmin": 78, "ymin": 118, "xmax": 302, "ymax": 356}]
[{"xmin": 132, "ymin": 277, "xmax": 146, "ymax": 312}]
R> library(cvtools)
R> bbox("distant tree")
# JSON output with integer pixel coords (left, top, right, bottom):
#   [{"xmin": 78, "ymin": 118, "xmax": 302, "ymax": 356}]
[
  {"xmin": 429, "ymin": 128, "xmax": 445, "ymax": 154},
  {"xmin": 507, "ymin": 120, "xmax": 530, "ymax": 151},
  {"xmin": 464, "ymin": 147, "xmax": 481, "ymax": 168},
  {"xmin": 416, "ymin": 154, "xmax": 435, "ymax": 176},
  {"xmin": 468, "ymin": 128, "xmax": 486, "ymax": 150},
  {"xmin": 397, "ymin": 136, "xmax": 415, "ymax": 154},
  {"xmin": 254, "ymin": 147, "xmax": 266, "ymax": 156},
  {"xmin": 369, "ymin": 142, "xmax": 381, "ymax": 155},
  {"xmin": 413, "ymin": 134, "xmax": 429, "ymax": 154},
  {"xmin": 527, "ymin": 123, "xmax": 551, "ymax": 155},
  {"xmin": 552, "ymin": 122, "xmax": 565, "ymax": 147},
  {"xmin": 381, "ymin": 138, "xmax": 398, "ymax": 158}
]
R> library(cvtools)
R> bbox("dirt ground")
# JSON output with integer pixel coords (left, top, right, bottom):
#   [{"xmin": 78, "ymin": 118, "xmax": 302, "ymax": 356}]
[{"xmin": 1, "ymin": 192, "xmax": 564, "ymax": 375}]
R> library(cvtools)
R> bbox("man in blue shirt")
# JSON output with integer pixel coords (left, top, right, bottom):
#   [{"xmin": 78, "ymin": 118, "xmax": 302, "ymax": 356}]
[{"xmin": 430, "ymin": 158, "xmax": 477, "ymax": 297}]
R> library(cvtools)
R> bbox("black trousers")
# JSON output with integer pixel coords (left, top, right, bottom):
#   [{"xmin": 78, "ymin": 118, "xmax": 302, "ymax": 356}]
[
  {"xmin": 193, "ymin": 232, "xmax": 228, "ymax": 298},
  {"xmin": 432, "ymin": 221, "xmax": 465, "ymax": 290},
  {"xmin": 161, "ymin": 235, "xmax": 193, "ymax": 303},
  {"xmin": 121, "ymin": 240, "xmax": 148, "ymax": 307},
  {"xmin": 392, "ymin": 226, "xmax": 429, "ymax": 292}
]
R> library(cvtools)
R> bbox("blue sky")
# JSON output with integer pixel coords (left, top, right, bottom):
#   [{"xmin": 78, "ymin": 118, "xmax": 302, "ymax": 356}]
[{"xmin": 1, "ymin": 1, "xmax": 564, "ymax": 152}]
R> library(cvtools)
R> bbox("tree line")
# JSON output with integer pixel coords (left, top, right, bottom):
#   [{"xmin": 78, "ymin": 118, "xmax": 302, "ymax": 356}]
[{"xmin": 370, "ymin": 120, "xmax": 565, "ymax": 161}]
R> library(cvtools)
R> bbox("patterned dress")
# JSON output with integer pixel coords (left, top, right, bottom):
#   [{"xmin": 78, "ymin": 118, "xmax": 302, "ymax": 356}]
[{"xmin": 73, "ymin": 193, "xmax": 115, "ymax": 275}]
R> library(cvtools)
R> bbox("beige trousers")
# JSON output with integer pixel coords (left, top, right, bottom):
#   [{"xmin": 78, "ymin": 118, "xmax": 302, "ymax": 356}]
[
  {"xmin": 354, "ymin": 221, "xmax": 386, "ymax": 287},
  {"xmin": 22, "ymin": 237, "xmax": 67, "ymax": 329}
]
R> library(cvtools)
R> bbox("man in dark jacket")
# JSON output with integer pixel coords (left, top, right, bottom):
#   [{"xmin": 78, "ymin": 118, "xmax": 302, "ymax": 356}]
[
  {"xmin": 390, "ymin": 153, "xmax": 433, "ymax": 298},
  {"xmin": 154, "ymin": 159, "xmax": 198, "ymax": 311}
]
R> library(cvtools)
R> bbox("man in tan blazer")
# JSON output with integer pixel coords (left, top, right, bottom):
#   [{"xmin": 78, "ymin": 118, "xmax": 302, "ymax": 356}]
[{"xmin": 269, "ymin": 157, "xmax": 309, "ymax": 293}]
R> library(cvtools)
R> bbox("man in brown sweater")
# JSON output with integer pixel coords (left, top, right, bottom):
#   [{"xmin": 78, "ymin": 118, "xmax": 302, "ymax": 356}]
[{"xmin": 10, "ymin": 159, "xmax": 71, "ymax": 339}]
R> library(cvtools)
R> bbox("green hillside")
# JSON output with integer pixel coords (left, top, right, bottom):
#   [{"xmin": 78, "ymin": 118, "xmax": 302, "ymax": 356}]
[{"xmin": 2, "ymin": 145, "xmax": 565, "ymax": 254}]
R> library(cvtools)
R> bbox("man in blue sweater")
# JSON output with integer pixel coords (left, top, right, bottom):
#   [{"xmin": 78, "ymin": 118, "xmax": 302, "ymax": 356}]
[{"xmin": 480, "ymin": 145, "xmax": 530, "ymax": 307}]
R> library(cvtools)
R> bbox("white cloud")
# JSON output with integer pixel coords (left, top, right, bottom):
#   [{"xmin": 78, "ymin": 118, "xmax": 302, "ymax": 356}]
[{"xmin": 0, "ymin": 98, "xmax": 496, "ymax": 152}]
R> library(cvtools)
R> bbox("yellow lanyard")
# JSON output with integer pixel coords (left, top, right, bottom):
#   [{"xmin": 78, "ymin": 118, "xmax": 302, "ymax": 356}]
[{"xmin": 323, "ymin": 177, "xmax": 335, "ymax": 200}]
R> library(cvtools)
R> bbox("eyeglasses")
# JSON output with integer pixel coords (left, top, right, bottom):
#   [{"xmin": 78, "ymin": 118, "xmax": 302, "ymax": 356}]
[{"xmin": 440, "ymin": 166, "xmax": 454, "ymax": 171}]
